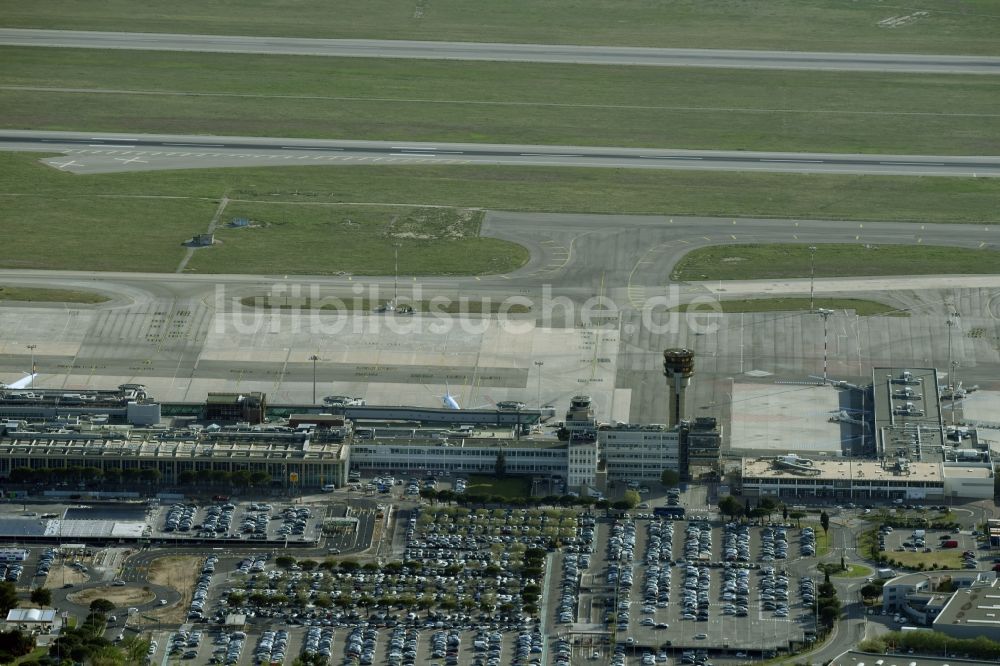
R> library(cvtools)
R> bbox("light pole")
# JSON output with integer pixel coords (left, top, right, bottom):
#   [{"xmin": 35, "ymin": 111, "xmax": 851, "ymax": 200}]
[
  {"xmin": 393, "ymin": 243, "xmax": 401, "ymax": 308},
  {"xmin": 809, "ymin": 246, "xmax": 818, "ymax": 312},
  {"xmin": 309, "ymin": 355, "xmax": 319, "ymax": 404},
  {"xmin": 26, "ymin": 344, "xmax": 36, "ymax": 387},
  {"xmin": 817, "ymin": 309, "xmax": 833, "ymax": 384},
  {"xmin": 534, "ymin": 361, "xmax": 544, "ymax": 409},
  {"xmin": 946, "ymin": 309, "xmax": 960, "ymax": 424}
]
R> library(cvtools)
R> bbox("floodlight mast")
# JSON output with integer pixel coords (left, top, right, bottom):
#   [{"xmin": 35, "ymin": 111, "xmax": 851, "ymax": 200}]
[{"xmin": 816, "ymin": 309, "xmax": 834, "ymax": 384}]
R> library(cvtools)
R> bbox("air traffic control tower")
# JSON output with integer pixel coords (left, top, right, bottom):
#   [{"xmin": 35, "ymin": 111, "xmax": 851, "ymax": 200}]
[{"xmin": 663, "ymin": 348, "xmax": 695, "ymax": 427}]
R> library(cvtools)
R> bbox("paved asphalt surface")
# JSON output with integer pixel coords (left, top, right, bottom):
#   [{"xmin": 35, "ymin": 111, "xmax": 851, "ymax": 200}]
[
  {"xmin": 2, "ymin": 29, "xmax": 999, "ymax": 75},
  {"xmin": 3, "ymin": 130, "xmax": 998, "ymax": 177},
  {"xmin": 0, "ymin": 213, "xmax": 996, "ymax": 301}
]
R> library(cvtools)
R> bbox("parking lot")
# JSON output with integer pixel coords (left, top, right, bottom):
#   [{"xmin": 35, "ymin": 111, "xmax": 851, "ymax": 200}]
[
  {"xmin": 876, "ymin": 525, "xmax": 980, "ymax": 569},
  {"xmin": 138, "ymin": 506, "xmax": 572, "ymax": 666},
  {"xmin": 156, "ymin": 500, "xmax": 325, "ymax": 544},
  {"xmin": 560, "ymin": 516, "xmax": 817, "ymax": 657}
]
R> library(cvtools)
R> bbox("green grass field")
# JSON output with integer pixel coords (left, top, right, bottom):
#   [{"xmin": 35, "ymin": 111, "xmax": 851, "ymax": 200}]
[
  {"xmin": 241, "ymin": 296, "xmax": 532, "ymax": 314},
  {"xmin": 672, "ymin": 244, "xmax": 1000, "ymax": 281},
  {"xmin": 1, "ymin": 0, "xmax": 997, "ymax": 54},
  {"xmin": 832, "ymin": 564, "xmax": 873, "ymax": 578},
  {"xmin": 466, "ymin": 475, "xmax": 533, "ymax": 499},
  {"xmin": 675, "ymin": 298, "xmax": 905, "ymax": 317},
  {"xmin": 0, "ymin": 286, "xmax": 109, "ymax": 303},
  {"xmin": 187, "ymin": 204, "xmax": 526, "ymax": 276},
  {"xmin": 888, "ymin": 549, "xmax": 965, "ymax": 570},
  {"xmin": 3, "ymin": 47, "xmax": 999, "ymax": 155},
  {"xmin": 805, "ymin": 523, "xmax": 831, "ymax": 557},
  {"xmin": 2, "ymin": 152, "xmax": 1000, "ymax": 273}
]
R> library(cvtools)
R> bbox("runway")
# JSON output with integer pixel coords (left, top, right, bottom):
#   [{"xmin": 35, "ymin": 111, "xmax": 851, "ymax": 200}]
[
  {"xmin": 1, "ymin": 29, "xmax": 998, "ymax": 75},
  {"xmin": 3, "ymin": 130, "xmax": 997, "ymax": 177}
]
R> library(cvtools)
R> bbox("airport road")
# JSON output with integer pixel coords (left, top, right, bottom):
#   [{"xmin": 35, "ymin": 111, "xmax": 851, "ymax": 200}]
[
  {"xmin": 2, "ymin": 29, "xmax": 999, "ymax": 75},
  {"xmin": 2, "ymin": 130, "xmax": 998, "ymax": 177}
]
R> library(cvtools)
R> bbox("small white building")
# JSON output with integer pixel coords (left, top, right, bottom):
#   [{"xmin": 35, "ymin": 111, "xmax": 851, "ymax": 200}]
[{"xmin": 6, "ymin": 608, "xmax": 57, "ymax": 627}]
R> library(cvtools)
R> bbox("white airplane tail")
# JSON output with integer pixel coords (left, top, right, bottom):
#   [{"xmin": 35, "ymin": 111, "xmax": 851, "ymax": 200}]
[{"xmin": 3, "ymin": 371, "xmax": 37, "ymax": 390}]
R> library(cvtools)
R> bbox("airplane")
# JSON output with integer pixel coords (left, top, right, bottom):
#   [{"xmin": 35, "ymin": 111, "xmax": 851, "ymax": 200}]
[
  {"xmin": 808, "ymin": 375, "xmax": 864, "ymax": 391},
  {"xmin": 431, "ymin": 381, "xmax": 493, "ymax": 410},
  {"xmin": 828, "ymin": 410, "xmax": 869, "ymax": 428},
  {"xmin": 442, "ymin": 382, "xmax": 461, "ymax": 410},
  {"xmin": 1, "ymin": 372, "xmax": 37, "ymax": 390}
]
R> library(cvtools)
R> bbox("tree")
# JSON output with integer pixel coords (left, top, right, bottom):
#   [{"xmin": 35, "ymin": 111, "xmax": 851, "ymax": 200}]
[
  {"xmin": 90, "ymin": 598, "xmax": 116, "ymax": 614},
  {"xmin": 139, "ymin": 467, "xmax": 161, "ymax": 483},
  {"xmin": 7, "ymin": 467, "xmax": 33, "ymax": 484},
  {"xmin": 30, "ymin": 587, "xmax": 51, "ymax": 607},
  {"xmin": 757, "ymin": 497, "xmax": 778, "ymax": 523},
  {"xmin": 177, "ymin": 470, "xmax": 198, "ymax": 485},
  {"xmin": 782, "ymin": 505, "xmax": 789, "ymax": 521},
  {"xmin": 860, "ymin": 583, "xmax": 881, "ymax": 601},
  {"xmin": 231, "ymin": 470, "xmax": 252, "ymax": 487},
  {"xmin": 660, "ymin": 469, "xmax": 680, "ymax": 488},
  {"xmin": 744, "ymin": 498, "xmax": 753, "ymax": 521},
  {"xmin": 820, "ymin": 510, "xmax": 831, "ymax": 535},
  {"xmin": 495, "ymin": 449, "xmax": 507, "ymax": 478},
  {"xmin": 250, "ymin": 471, "xmax": 271, "ymax": 487},
  {"xmin": 0, "ymin": 583, "xmax": 18, "ymax": 616},
  {"xmin": 819, "ymin": 604, "xmax": 840, "ymax": 627},
  {"xmin": 790, "ymin": 511, "xmax": 807, "ymax": 528},
  {"xmin": 275, "ymin": 556, "xmax": 296, "ymax": 569},
  {"xmin": 103, "ymin": 467, "xmax": 123, "ymax": 486},
  {"xmin": 0, "ymin": 629, "xmax": 33, "ymax": 663},
  {"xmin": 298, "ymin": 560, "xmax": 317, "ymax": 572},
  {"xmin": 718, "ymin": 496, "xmax": 743, "ymax": 520},
  {"xmin": 622, "ymin": 490, "xmax": 641, "ymax": 509}
]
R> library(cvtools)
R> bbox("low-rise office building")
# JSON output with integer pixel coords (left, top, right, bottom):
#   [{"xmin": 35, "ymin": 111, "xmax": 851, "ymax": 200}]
[
  {"xmin": 932, "ymin": 575, "xmax": 1000, "ymax": 641},
  {"xmin": 742, "ymin": 455, "xmax": 945, "ymax": 501},
  {"xmin": 349, "ymin": 437, "xmax": 567, "ymax": 478},
  {"xmin": 882, "ymin": 571, "xmax": 998, "ymax": 632},
  {"xmin": 600, "ymin": 423, "xmax": 681, "ymax": 482}
]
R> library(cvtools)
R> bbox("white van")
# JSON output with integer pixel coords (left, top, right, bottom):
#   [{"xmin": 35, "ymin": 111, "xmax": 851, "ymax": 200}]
[{"xmin": 321, "ymin": 484, "xmax": 336, "ymax": 492}]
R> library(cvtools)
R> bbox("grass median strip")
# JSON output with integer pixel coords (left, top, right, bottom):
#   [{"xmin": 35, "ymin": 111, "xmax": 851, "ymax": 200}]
[
  {"xmin": 3, "ymin": 47, "xmax": 1000, "ymax": 154},
  {"xmin": 672, "ymin": 244, "xmax": 1000, "ymax": 281},
  {"xmin": 1, "ymin": 0, "xmax": 997, "ymax": 54},
  {"xmin": 240, "ymin": 296, "xmax": 531, "ymax": 313},
  {"xmin": 674, "ymin": 298, "xmax": 905, "ymax": 317},
  {"xmin": 0, "ymin": 286, "xmax": 109, "ymax": 303}
]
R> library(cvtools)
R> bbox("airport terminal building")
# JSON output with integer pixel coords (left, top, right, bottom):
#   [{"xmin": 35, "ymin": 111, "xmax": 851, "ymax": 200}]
[
  {"xmin": 0, "ymin": 427, "xmax": 350, "ymax": 490},
  {"xmin": 0, "ymin": 388, "xmax": 720, "ymax": 490},
  {"xmin": 741, "ymin": 367, "xmax": 994, "ymax": 501}
]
